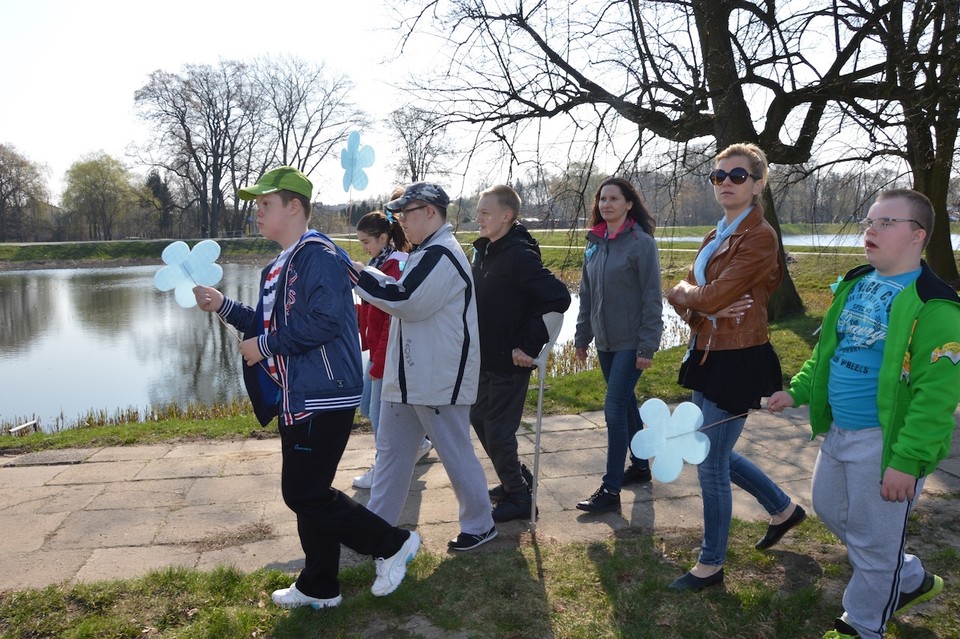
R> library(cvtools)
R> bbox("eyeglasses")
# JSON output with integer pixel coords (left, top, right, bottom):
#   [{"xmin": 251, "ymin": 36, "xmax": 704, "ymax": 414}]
[
  {"xmin": 858, "ymin": 217, "xmax": 924, "ymax": 232},
  {"xmin": 394, "ymin": 204, "xmax": 429, "ymax": 219},
  {"xmin": 708, "ymin": 167, "xmax": 761, "ymax": 186}
]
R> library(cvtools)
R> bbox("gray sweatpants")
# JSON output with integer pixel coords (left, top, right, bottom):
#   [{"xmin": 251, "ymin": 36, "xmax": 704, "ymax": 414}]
[
  {"xmin": 812, "ymin": 425, "xmax": 927, "ymax": 639},
  {"xmin": 367, "ymin": 402, "xmax": 494, "ymax": 535}
]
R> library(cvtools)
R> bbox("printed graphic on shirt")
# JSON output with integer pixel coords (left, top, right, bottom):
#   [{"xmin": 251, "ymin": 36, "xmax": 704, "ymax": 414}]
[{"xmin": 832, "ymin": 275, "xmax": 902, "ymax": 374}]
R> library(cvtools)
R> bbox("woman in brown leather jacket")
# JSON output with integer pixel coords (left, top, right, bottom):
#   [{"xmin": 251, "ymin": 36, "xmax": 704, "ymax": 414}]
[{"xmin": 665, "ymin": 143, "xmax": 805, "ymax": 592}]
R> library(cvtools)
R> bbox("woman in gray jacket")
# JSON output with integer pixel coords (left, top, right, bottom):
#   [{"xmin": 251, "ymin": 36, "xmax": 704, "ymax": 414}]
[{"xmin": 574, "ymin": 177, "xmax": 663, "ymax": 513}]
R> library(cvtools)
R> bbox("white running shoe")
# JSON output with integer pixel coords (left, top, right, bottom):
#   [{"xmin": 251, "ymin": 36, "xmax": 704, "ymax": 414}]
[
  {"xmin": 352, "ymin": 465, "xmax": 376, "ymax": 489},
  {"xmin": 416, "ymin": 438, "xmax": 432, "ymax": 463},
  {"xmin": 271, "ymin": 583, "xmax": 342, "ymax": 609},
  {"xmin": 371, "ymin": 531, "xmax": 420, "ymax": 596}
]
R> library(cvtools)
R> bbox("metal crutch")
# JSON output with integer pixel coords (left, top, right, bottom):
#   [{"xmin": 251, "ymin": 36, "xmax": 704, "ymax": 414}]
[{"xmin": 530, "ymin": 311, "xmax": 564, "ymax": 534}]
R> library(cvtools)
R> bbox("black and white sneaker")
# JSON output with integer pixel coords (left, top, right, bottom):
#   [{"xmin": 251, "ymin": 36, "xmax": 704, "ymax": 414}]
[
  {"xmin": 447, "ymin": 526, "xmax": 498, "ymax": 551},
  {"xmin": 576, "ymin": 486, "xmax": 621, "ymax": 513}
]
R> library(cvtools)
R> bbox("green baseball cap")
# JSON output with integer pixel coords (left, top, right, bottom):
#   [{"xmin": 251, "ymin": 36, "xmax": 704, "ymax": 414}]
[{"xmin": 237, "ymin": 166, "xmax": 313, "ymax": 201}]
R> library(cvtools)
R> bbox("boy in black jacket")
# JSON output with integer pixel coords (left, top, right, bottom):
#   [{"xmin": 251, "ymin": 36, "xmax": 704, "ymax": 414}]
[{"xmin": 471, "ymin": 185, "xmax": 571, "ymax": 522}]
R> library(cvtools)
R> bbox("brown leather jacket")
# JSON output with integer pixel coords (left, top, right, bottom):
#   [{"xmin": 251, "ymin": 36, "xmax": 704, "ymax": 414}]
[{"xmin": 667, "ymin": 204, "xmax": 783, "ymax": 354}]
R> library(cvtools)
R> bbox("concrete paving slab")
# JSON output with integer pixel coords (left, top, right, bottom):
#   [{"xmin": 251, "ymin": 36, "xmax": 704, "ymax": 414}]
[
  {"xmin": 196, "ymin": 535, "xmax": 303, "ymax": 573},
  {"xmin": 0, "ymin": 464, "xmax": 70, "ymax": 487},
  {"xmin": 86, "ymin": 444, "xmax": 171, "ymax": 463},
  {"xmin": 45, "ymin": 508, "xmax": 166, "ymax": 550},
  {"xmin": 73, "ymin": 545, "xmax": 199, "ymax": 583},
  {"xmin": 88, "ymin": 478, "xmax": 192, "ymax": 510},
  {"xmin": 164, "ymin": 441, "xmax": 246, "ymax": 458},
  {"xmin": 185, "ymin": 475, "xmax": 281, "ymax": 505},
  {"xmin": 219, "ymin": 449, "xmax": 281, "ymax": 476},
  {"xmin": 46, "ymin": 460, "xmax": 147, "ymax": 485},
  {"xmin": 0, "ymin": 549, "xmax": 91, "ymax": 590},
  {"xmin": 0, "ymin": 511, "xmax": 69, "ymax": 554},
  {"xmin": 154, "ymin": 503, "xmax": 265, "ymax": 545},
  {"xmin": 2, "ymin": 448, "xmax": 100, "ymax": 467},
  {"xmin": 0, "ymin": 484, "xmax": 104, "ymax": 514},
  {"xmin": 136, "ymin": 456, "xmax": 224, "ymax": 480}
]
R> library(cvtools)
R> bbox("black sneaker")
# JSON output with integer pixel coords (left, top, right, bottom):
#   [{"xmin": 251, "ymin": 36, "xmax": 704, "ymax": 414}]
[
  {"xmin": 448, "ymin": 526, "xmax": 498, "ymax": 551},
  {"xmin": 622, "ymin": 464, "xmax": 652, "ymax": 485},
  {"xmin": 895, "ymin": 571, "xmax": 944, "ymax": 615},
  {"xmin": 488, "ymin": 464, "xmax": 534, "ymax": 500},
  {"xmin": 492, "ymin": 491, "xmax": 535, "ymax": 522},
  {"xmin": 576, "ymin": 486, "xmax": 620, "ymax": 513}
]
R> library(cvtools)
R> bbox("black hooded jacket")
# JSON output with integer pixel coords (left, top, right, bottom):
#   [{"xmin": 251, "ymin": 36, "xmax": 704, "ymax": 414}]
[{"xmin": 472, "ymin": 224, "xmax": 571, "ymax": 374}]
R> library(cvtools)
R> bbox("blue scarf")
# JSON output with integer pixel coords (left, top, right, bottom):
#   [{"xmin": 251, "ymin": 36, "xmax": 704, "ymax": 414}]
[{"xmin": 693, "ymin": 206, "xmax": 753, "ymax": 285}]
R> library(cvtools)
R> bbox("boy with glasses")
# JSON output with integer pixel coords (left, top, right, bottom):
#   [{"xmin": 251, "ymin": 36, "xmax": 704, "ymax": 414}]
[
  {"xmin": 768, "ymin": 189, "xmax": 960, "ymax": 638},
  {"xmin": 355, "ymin": 182, "xmax": 498, "ymax": 551}
]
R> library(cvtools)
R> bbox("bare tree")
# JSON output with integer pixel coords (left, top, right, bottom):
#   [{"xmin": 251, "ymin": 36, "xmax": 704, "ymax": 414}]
[
  {"xmin": 387, "ymin": 105, "xmax": 455, "ymax": 182},
  {"xmin": 390, "ymin": 0, "xmax": 960, "ymax": 314},
  {"xmin": 135, "ymin": 61, "xmax": 251, "ymax": 237},
  {"xmin": 136, "ymin": 56, "xmax": 369, "ymax": 238}
]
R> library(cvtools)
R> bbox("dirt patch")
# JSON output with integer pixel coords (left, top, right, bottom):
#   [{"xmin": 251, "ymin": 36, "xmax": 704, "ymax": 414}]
[{"xmin": 190, "ymin": 522, "xmax": 276, "ymax": 552}]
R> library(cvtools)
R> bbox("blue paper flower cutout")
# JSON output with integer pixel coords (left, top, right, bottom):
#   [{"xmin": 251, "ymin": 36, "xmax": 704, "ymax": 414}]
[
  {"xmin": 630, "ymin": 398, "xmax": 710, "ymax": 483},
  {"xmin": 341, "ymin": 130, "xmax": 375, "ymax": 192},
  {"xmin": 154, "ymin": 239, "xmax": 223, "ymax": 308}
]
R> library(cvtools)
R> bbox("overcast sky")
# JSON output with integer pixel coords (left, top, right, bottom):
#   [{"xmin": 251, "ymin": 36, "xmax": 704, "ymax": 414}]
[{"xmin": 0, "ymin": 0, "xmax": 424, "ymax": 204}]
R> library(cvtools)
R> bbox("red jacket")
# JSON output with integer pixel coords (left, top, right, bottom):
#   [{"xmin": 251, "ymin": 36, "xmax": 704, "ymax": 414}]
[{"xmin": 357, "ymin": 254, "xmax": 404, "ymax": 379}]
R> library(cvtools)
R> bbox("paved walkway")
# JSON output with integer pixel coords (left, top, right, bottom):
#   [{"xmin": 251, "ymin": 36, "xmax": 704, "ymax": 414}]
[{"xmin": 2, "ymin": 406, "xmax": 958, "ymax": 592}]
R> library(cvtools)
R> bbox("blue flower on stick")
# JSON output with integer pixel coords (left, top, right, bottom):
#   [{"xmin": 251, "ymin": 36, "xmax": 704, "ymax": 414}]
[
  {"xmin": 630, "ymin": 398, "xmax": 710, "ymax": 483},
  {"xmin": 341, "ymin": 130, "xmax": 375, "ymax": 192},
  {"xmin": 154, "ymin": 240, "xmax": 223, "ymax": 308}
]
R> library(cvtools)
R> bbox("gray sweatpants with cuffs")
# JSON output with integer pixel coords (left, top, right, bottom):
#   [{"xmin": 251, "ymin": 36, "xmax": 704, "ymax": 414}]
[
  {"xmin": 812, "ymin": 425, "xmax": 928, "ymax": 639},
  {"xmin": 367, "ymin": 402, "xmax": 494, "ymax": 535}
]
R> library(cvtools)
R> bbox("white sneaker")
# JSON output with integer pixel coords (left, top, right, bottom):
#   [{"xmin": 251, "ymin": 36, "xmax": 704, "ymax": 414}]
[
  {"xmin": 372, "ymin": 531, "xmax": 420, "ymax": 596},
  {"xmin": 352, "ymin": 465, "xmax": 375, "ymax": 489},
  {"xmin": 271, "ymin": 583, "xmax": 342, "ymax": 609},
  {"xmin": 416, "ymin": 438, "xmax": 432, "ymax": 463}
]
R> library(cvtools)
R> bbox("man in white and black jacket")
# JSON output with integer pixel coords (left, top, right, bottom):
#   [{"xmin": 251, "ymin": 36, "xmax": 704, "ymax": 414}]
[{"xmin": 355, "ymin": 182, "xmax": 497, "ymax": 552}]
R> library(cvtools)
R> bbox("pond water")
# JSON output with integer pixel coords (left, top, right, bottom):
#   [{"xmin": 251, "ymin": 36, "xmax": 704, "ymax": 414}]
[{"xmin": 0, "ymin": 264, "xmax": 687, "ymax": 431}]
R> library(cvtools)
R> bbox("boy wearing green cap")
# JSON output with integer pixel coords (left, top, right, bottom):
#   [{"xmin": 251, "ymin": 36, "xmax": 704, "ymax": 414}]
[{"xmin": 193, "ymin": 166, "xmax": 419, "ymax": 609}]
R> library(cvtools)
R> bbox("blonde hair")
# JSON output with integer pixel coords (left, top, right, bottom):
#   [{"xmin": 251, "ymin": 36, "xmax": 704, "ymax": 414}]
[
  {"xmin": 480, "ymin": 184, "xmax": 522, "ymax": 222},
  {"xmin": 716, "ymin": 143, "xmax": 769, "ymax": 204}
]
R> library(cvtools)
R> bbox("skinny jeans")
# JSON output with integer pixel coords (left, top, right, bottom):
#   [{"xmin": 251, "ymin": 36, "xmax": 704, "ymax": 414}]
[
  {"xmin": 693, "ymin": 392, "xmax": 790, "ymax": 566},
  {"xmin": 597, "ymin": 349, "xmax": 647, "ymax": 493}
]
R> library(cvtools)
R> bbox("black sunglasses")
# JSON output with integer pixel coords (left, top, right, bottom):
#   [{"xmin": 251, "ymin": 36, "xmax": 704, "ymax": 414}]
[{"xmin": 709, "ymin": 167, "xmax": 761, "ymax": 186}]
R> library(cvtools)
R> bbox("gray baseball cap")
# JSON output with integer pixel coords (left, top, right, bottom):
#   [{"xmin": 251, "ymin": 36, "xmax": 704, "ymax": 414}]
[{"xmin": 386, "ymin": 182, "xmax": 450, "ymax": 211}]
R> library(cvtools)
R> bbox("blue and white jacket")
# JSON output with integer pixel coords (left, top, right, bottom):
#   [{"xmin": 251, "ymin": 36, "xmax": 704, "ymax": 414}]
[
  {"xmin": 219, "ymin": 232, "xmax": 363, "ymax": 426},
  {"xmin": 355, "ymin": 223, "xmax": 479, "ymax": 406}
]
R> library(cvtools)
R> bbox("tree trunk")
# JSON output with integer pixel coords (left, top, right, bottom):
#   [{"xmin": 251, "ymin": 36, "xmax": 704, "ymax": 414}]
[{"xmin": 695, "ymin": 0, "xmax": 806, "ymax": 320}]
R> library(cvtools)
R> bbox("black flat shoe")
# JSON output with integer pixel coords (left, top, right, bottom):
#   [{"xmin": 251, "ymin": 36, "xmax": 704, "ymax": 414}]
[
  {"xmin": 756, "ymin": 505, "xmax": 807, "ymax": 550},
  {"xmin": 667, "ymin": 568, "xmax": 724, "ymax": 592}
]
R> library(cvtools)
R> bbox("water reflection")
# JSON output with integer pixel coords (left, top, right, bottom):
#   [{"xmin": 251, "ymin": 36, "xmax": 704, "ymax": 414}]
[{"xmin": 0, "ymin": 264, "xmax": 687, "ymax": 431}]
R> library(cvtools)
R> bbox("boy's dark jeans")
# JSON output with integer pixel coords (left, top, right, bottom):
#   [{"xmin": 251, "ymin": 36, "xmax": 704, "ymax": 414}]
[{"xmin": 279, "ymin": 408, "xmax": 407, "ymax": 598}]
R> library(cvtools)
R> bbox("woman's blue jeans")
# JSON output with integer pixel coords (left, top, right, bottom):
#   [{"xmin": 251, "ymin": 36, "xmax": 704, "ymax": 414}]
[
  {"xmin": 693, "ymin": 391, "xmax": 791, "ymax": 566},
  {"xmin": 597, "ymin": 349, "xmax": 647, "ymax": 493}
]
